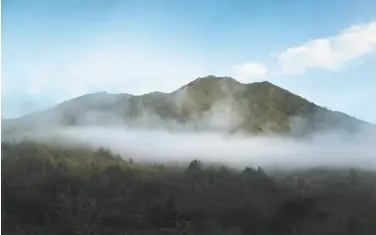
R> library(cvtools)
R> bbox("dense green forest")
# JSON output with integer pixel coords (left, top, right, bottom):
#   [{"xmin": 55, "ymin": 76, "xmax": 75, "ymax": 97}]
[{"xmin": 2, "ymin": 141, "xmax": 376, "ymax": 235}]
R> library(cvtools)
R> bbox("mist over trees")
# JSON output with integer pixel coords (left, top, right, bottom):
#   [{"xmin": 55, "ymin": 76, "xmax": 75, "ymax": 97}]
[{"xmin": 2, "ymin": 141, "xmax": 376, "ymax": 235}]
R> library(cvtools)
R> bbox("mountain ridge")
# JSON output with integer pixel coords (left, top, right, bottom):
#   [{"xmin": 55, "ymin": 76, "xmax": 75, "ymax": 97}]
[{"xmin": 2, "ymin": 75, "xmax": 371, "ymax": 140}]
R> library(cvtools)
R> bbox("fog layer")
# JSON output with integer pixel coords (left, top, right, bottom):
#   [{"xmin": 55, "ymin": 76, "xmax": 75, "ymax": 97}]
[{"xmin": 24, "ymin": 126, "xmax": 376, "ymax": 170}]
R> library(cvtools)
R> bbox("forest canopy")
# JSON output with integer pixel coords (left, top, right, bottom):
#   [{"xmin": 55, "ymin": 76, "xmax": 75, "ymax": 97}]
[{"xmin": 2, "ymin": 141, "xmax": 376, "ymax": 235}]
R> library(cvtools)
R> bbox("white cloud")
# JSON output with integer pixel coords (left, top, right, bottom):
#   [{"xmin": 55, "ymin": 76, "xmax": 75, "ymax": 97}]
[
  {"xmin": 278, "ymin": 21, "xmax": 376, "ymax": 74},
  {"xmin": 231, "ymin": 62, "xmax": 268, "ymax": 82}
]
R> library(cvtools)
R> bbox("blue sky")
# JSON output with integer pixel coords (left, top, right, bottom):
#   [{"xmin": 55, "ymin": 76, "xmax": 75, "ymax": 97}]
[{"xmin": 2, "ymin": 0, "xmax": 376, "ymax": 122}]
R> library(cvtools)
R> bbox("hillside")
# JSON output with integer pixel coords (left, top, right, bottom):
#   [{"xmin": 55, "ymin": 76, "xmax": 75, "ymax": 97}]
[{"xmin": 1, "ymin": 75, "xmax": 370, "ymax": 140}]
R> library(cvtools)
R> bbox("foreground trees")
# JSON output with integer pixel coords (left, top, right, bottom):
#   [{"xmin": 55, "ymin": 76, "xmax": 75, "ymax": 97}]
[{"xmin": 2, "ymin": 141, "xmax": 376, "ymax": 235}]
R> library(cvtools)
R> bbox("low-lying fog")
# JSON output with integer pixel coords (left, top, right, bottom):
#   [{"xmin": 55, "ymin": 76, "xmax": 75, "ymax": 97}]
[{"xmin": 21, "ymin": 126, "xmax": 376, "ymax": 170}]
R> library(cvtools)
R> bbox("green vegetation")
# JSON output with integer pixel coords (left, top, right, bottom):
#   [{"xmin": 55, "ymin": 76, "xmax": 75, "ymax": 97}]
[{"xmin": 2, "ymin": 141, "xmax": 376, "ymax": 235}]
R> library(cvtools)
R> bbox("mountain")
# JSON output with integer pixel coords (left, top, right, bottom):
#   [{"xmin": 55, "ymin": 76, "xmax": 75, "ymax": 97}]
[{"xmin": 1, "ymin": 75, "xmax": 371, "ymax": 140}]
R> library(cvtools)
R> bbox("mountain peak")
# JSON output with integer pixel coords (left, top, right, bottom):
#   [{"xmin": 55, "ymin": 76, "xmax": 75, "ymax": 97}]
[
  {"xmin": 189, "ymin": 75, "xmax": 239, "ymax": 85},
  {"xmin": 257, "ymin": 80, "xmax": 274, "ymax": 86},
  {"xmin": 186, "ymin": 76, "xmax": 278, "ymax": 89},
  {"xmin": 177, "ymin": 75, "xmax": 241, "ymax": 92}
]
